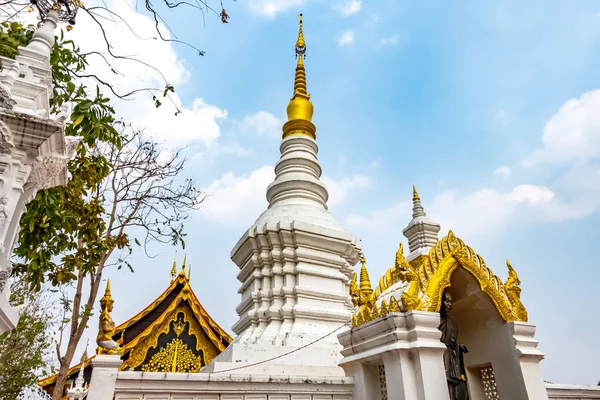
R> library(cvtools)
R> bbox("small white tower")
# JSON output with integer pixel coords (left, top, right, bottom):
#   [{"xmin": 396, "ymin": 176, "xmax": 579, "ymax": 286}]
[
  {"xmin": 402, "ymin": 186, "xmax": 441, "ymax": 262},
  {"xmin": 67, "ymin": 350, "xmax": 89, "ymax": 400}
]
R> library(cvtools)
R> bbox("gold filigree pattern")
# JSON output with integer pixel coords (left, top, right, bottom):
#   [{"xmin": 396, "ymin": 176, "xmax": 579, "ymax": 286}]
[
  {"xmin": 352, "ymin": 231, "xmax": 529, "ymax": 327},
  {"xmin": 141, "ymin": 338, "xmax": 201, "ymax": 373},
  {"xmin": 120, "ymin": 303, "xmax": 219, "ymax": 371}
]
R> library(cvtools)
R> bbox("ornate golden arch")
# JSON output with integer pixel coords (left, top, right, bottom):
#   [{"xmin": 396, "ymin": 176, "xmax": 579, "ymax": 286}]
[{"xmin": 352, "ymin": 231, "xmax": 528, "ymax": 327}]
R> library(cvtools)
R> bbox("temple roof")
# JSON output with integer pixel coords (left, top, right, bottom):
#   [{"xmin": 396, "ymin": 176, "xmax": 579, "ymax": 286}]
[
  {"xmin": 350, "ymin": 191, "xmax": 529, "ymax": 328},
  {"xmin": 39, "ymin": 258, "xmax": 233, "ymax": 394}
]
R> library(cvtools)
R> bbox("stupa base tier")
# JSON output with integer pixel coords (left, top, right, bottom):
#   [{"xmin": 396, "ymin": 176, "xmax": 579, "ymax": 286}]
[{"xmin": 203, "ymin": 341, "xmax": 346, "ymax": 377}]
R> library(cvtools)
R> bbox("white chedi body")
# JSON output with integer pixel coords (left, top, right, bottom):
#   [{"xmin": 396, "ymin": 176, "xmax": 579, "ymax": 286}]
[{"xmin": 205, "ymin": 134, "xmax": 361, "ymax": 376}]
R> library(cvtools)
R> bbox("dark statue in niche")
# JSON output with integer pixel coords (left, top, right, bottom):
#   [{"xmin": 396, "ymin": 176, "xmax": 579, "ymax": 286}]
[{"xmin": 439, "ymin": 291, "xmax": 470, "ymax": 400}]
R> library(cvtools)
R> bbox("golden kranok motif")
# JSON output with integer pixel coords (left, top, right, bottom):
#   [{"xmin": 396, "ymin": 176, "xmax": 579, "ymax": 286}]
[
  {"xmin": 120, "ymin": 302, "xmax": 218, "ymax": 371},
  {"xmin": 141, "ymin": 338, "xmax": 201, "ymax": 373},
  {"xmin": 351, "ymin": 231, "xmax": 529, "ymax": 327}
]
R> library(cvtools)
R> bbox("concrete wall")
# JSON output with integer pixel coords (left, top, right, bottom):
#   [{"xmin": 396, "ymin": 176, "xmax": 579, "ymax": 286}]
[{"xmin": 546, "ymin": 384, "xmax": 600, "ymax": 399}]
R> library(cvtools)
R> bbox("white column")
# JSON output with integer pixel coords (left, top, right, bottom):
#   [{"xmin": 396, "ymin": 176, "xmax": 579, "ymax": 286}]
[
  {"xmin": 338, "ymin": 311, "xmax": 450, "ymax": 400},
  {"xmin": 87, "ymin": 355, "xmax": 122, "ymax": 400},
  {"xmin": 511, "ymin": 322, "xmax": 549, "ymax": 400}
]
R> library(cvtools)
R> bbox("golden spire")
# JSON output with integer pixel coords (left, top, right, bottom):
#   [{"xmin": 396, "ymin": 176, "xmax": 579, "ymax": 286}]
[
  {"xmin": 171, "ymin": 257, "xmax": 177, "ymax": 280},
  {"xmin": 81, "ymin": 339, "xmax": 89, "ymax": 364},
  {"xmin": 187, "ymin": 264, "xmax": 191, "ymax": 281},
  {"xmin": 100, "ymin": 279, "xmax": 113, "ymax": 304},
  {"xmin": 359, "ymin": 254, "xmax": 373, "ymax": 298},
  {"xmin": 283, "ymin": 13, "xmax": 316, "ymax": 139},
  {"xmin": 178, "ymin": 254, "xmax": 187, "ymax": 279},
  {"xmin": 412, "ymin": 185, "xmax": 420, "ymax": 201}
]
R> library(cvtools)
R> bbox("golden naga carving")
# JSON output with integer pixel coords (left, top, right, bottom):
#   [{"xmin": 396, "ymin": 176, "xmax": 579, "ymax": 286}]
[
  {"xmin": 505, "ymin": 260, "xmax": 528, "ymax": 322},
  {"xmin": 351, "ymin": 231, "xmax": 529, "ymax": 327},
  {"xmin": 96, "ymin": 280, "xmax": 124, "ymax": 355}
]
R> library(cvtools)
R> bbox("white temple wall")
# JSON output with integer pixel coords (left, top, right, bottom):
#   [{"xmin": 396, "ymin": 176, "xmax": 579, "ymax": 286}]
[{"xmin": 448, "ymin": 267, "xmax": 548, "ymax": 400}]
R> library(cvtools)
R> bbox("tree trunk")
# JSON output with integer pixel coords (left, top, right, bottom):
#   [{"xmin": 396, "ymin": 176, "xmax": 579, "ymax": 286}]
[{"xmin": 52, "ymin": 331, "xmax": 82, "ymax": 400}]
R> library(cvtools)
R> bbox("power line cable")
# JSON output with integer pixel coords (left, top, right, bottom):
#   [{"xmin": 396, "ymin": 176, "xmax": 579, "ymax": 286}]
[{"xmin": 211, "ymin": 322, "xmax": 351, "ymax": 374}]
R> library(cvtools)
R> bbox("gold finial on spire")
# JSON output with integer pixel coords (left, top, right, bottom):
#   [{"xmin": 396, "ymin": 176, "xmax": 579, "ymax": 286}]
[
  {"xmin": 412, "ymin": 185, "xmax": 420, "ymax": 201},
  {"xmin": 284, "ymin": 13, "xmax": 316, "ymax": 138},
  {"xmin": 81, "ymin": 339, "xmax": 89, "ymax": 363},
  {"xmin": 182, "ymin": 253, "xmax": 187, "ymax": 268},
  {"xmin": 170, "ymin": 257, "xmax": 177, "ymax": 280},
  {"xmin": 359, "ymin": 254, "xmax": 373, "ymax": 298},
  {"xmin": 187, "ymin": 264, "xmax": 191, "ymax": 281}
]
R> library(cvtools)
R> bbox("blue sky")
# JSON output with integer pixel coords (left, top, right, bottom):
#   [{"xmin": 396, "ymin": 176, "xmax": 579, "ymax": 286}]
[{"xmin": 69, "ymin": 0, "xmax": 600, "ymax": 385}]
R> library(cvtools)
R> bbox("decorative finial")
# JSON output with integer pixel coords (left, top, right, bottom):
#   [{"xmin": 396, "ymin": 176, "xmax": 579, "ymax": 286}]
[
  {"xmin": 187, "ymin": 264, "xmax": 191, "ymax": 281},
  {"xmin": 359, "ymin": 253, "xmax": 373, "ymax": 298},
  {"xmin": 411, "ymin": 186, "xmax": 426, "ymax": 218},
  {"xmin": 412, "ymin": 185, "xmax": 420, "ymax": 201},
  {"xmin": 81, "ymin": 339, "xmax": 89, "ymax": 364},
  {"xmin": 96, "ymin": 279, "xmax": 123, "ymax": 355},
  {"xmin": 100, "ymin": 280, "xmax": 112, "ymax": 303},
  {"xmin": 285, "ymin": 13, "xmax": 315, "ymax": 129},
  {"xmin": 182, "ymin": 253, "xmax": 187, "ymax": 268},
  {"xmin": 170, "ymin": 257, "xmax": 177, "ymax": 280}
]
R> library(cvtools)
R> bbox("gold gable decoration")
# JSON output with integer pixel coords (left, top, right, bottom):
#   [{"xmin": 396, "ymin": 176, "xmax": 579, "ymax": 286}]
[
  {"xmin": 352, "ymin": 230, "xmax": 528, "ymax": 327},
  {"xmin": 141, "ymin": 338, "xmax": 201, "ymax": 373},
  {"xmin": 121, "ymin": 303, "xmax": 219, "ymax": 371}
]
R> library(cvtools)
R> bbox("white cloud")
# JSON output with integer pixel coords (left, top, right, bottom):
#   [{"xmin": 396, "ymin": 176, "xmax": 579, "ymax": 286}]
[
  {"xmin": 333, "ymin": 0, "xmax": 362, "ymax": 16},
  {"xmin": 522, "ymin": 89, "xmax": 600, "ymax": 166},
  {"xmin": 200, "ymin": 166, "xmax": 275, "ymax": 227},
  {"xmin": 242, "ymin": 111, "xmax": 282, "ymax": 136},
  {"xmin": 249, "ymin": 0, "xmax": 304, "ymax": 17},
  {"xmin": 338, "ymin": 30, "xmax": 355, "ymax": 46},
  {"xmin": 381, "ymin": 35, "xmax": 400, "ymax": 46},
  {"xmin": 346, "ymin": 182, "xmax": 593, "ymax": 238},
  {"xmin": 346, "ymin": 201, "xmax": 411, "ymax": 232},
  {"xmin": 322, "ymin": 174, "xmax": 373, "ymax": 206},
  {"xmin": 63, "ymin": 0, "xmax": 227, "ymax": 148},
  {"xmin": 200, "ymin": 170, "xmax": 373, "ymax": 226},
  {"xmin": 493, "ymin": 165, "xmax": 511, "ymax": 178}
]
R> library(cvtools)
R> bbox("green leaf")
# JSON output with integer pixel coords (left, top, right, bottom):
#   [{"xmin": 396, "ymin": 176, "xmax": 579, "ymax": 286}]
[{"xmin": 72, "ymin": 114, "xmax": 85, "ymax": 127}]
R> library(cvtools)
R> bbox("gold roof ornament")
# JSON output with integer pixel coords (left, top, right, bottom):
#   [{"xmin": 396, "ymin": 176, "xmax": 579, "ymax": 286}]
[
  {"xmin": 352, "ymin": 231, "xmax": 530, "ymax": 327},
  {"xmin": 359, "ymin": 254, "xmax": 373, "ymax": 298},
  {"xmin": 99, "ymin": 279, "xmax": 113, "ymax": 306},
  {"xmin": 412, "ymin": 185, "xmax": 420, "ymax": 201},
  {"xmin": 283, "ymin": 13, "xmax": 317, "ymax": 140},
  {"xmin": 170, "ymin": 257, "xmax": 177, "ymax": 281}
]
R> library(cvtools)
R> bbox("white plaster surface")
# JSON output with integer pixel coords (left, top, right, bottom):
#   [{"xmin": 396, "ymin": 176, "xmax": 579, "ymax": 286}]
[
  {"xmin": 87, "ymin": 355, "xmax": 123, "ymax": 400},
  {"xmin": 113, "ymin": 371, "xmax": 354, "ymax": 400},
  {"xmin": 546, "ymin": 384, "xmax": 600, "ymax": 399},
  {"xmin": 0, "ymin": 10, "xmax": 79, "ymax": 334},
  {"xmin": 207, "ymin": 134, "xmax": 361, "ymax": 377},
  {"xmin": 338, "ymin": 311, "xmax": 450, "ymax": 400}
]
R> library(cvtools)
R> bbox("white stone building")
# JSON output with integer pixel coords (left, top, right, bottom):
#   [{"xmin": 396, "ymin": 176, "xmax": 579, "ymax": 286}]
[{"xmin": 0, "ymin": 10, "xmax": 79, "ymax": 333}]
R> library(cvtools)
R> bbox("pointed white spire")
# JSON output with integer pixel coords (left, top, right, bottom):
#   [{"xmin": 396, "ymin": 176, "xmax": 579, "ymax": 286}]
[
  {"xmin": 402, "ymin": 186, "xmax": 440, "ymax": 261},
  {"xmin": 17, "ymin": 10, "xmax": 58, "ymax": 67}
]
